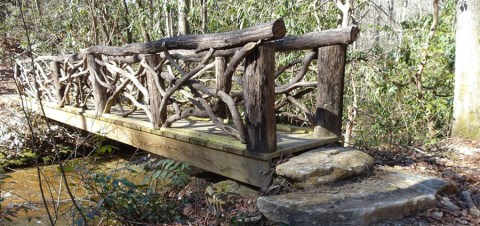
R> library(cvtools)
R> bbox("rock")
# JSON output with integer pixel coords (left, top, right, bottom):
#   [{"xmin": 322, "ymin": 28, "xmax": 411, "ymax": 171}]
[
  {"xmin": 276, "ymin": 147, "xmax": 374, "ymax": 187},
  {"xmin": 432, "ymin": 211, "xmax": 444, "ymax": 219},
  {"xmin": 205, "ymin": 180, "xmax": 258, "ymax": 198},
  {"xmin": 205, "ymin": 180, "xmax": 258, "ymax": 217},
  {"xmin": 441, "ymin": 197, "xmax": 460, "ymax": 211},
  {"xmin": 257, "ymin": 167, "xmax": 456, "ymax": 226}
]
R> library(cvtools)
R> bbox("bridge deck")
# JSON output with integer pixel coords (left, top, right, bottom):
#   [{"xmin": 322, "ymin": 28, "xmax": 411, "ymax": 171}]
[{"xmin": 16, "ymin": 96, "xmax": 338, "ymax": 187}]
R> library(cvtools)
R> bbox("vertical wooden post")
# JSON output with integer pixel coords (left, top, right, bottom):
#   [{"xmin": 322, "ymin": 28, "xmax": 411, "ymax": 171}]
[
  {"xmin": 49, "ymin": 61, "xmax": 65, "ymax": 106},
  {"xmin": 87, "ymin": 54, "xmax": 107, "ymax": 116},
  {"xmin": 145, "ymin": 54, "xmax": 166, "ymax": 129},
  {"xmin": 244, "ymin": 43, "xmax": 276, "ymax": 153},
  {"xmin": 314, "ymin": 44, "xmax": 347, "ymax": 138},
  {"xmin": 215, "ymin": 56, "xmax": 231, "ymax": 119}
]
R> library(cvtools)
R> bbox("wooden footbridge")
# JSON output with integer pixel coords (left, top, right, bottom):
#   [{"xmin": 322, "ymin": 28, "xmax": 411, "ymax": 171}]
[{"xmin": 14, "ymin": 19, "xmax": 358, "ymax": 187}]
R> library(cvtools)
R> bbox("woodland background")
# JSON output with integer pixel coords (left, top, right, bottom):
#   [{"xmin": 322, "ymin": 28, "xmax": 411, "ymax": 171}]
[
  {"xmin": 1, "ymin": 0, "xmax": 474, "ymax": 225},
  {"xmin": 0, "ymin": 0, "xmax": 456, "ymax": 148}
]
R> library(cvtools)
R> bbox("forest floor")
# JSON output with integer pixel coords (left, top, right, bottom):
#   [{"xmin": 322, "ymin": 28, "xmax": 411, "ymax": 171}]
[
  {"xmin": 0, "ymin": 64, "xmax": 16, "ymax": 95},
  {"xmin": 175, "ymin": 140, "xmax": 480, "ymax": 226},
  {"xmin": 1, "ymin": 64, "xmax": 480, "ymax": 225}
]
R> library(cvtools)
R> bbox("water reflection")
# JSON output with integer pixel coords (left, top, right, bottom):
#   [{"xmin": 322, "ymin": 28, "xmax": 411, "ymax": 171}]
[{"xmin": 1, "ymin": 158, "xmax": 130, "ymax": 225}]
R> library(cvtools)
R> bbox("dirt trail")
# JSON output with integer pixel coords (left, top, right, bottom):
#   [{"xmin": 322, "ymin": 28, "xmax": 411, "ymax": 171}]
[{"xmin": 365, "ymin": 142, "xmax": 480, "ymax": 225}]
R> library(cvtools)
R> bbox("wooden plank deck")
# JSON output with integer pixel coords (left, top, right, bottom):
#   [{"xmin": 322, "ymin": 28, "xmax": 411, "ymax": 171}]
[{"xmin": 11, "ymin": 96, "xmax": 339, "ymax": 187}]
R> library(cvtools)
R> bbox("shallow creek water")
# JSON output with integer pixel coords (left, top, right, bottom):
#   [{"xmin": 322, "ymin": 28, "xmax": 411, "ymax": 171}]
[{"xmin": 1, "ymin": 158, "xmax": 132, "ymax": 225}]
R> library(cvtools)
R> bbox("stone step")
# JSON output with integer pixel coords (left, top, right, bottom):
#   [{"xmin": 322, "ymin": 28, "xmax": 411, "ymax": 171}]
[
  {"xmin": 276, "ymin": 147, "xmax": 374, "ymax": 187},
  {"xmin": 258, "ymin": 166, "xmax": 456, "ymax": 226}
]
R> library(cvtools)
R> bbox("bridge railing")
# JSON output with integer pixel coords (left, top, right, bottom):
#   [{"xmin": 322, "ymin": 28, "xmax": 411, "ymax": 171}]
[{"xmin": 14, "ymin": 18, "xmax": 359, "ymax": 153}]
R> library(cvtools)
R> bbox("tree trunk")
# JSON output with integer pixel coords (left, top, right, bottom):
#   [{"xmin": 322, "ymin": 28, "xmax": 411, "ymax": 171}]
[
  {"xmin": 35, "ymin": 0, "xmax": 42, "ymax": 15},
  {"xmin": 453, "ymin": 0, "xmax": 480, "ymax": 140},
  {"xmin": 178, "ymin": 0, "xmax": 190, "ymax": 35},
  {"xmin": 137, "ymin": 0, "xmax": 151, "ymax": 42},
  {"xmin": 122, "ymin": 0, "xmax": 133, "ymax": 43},
  {"xmin": 88, "ymin": 0, "xmax": 99, "ymax": 45},
  {"xmin": 163, "ymin": 0, "xmax": 171, "ymax": 37},
  {"xmin": 201, "ymin": 0, "xmax": 207, "ymax": 33}
]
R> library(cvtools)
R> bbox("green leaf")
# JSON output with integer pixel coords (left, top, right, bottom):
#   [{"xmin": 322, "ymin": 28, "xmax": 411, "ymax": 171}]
[
  {"xmin": 153, "ymin": 170, "xmax": 162, "ymax": 179},
  {"xmin": 57, "ymin": 166, "xmax": 75, "ymax": 173}
]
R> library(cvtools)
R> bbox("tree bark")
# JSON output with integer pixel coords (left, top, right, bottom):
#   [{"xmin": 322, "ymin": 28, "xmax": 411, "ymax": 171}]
[
  {"xmin": 244, "ymin": 43, "xmax": 276, "ymax": 153},
  {"xmin": 314, "ymin": 45, "xmax": 347, "ymax": 138},
  {"xmin": 453, "ymin": 0, "xmax": 480, "ymax": 139}
]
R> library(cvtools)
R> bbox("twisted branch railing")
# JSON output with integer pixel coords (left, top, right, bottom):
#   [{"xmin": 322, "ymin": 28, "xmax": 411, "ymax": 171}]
[{"xmin": 15, "ymin": 19, "xmax": 359, "ymax": 153}]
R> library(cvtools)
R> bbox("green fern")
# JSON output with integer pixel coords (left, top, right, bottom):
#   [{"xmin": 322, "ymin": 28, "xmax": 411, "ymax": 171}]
[{"xmin": 143, "ymin": 159, "xmax": 190, "ymax": 188}]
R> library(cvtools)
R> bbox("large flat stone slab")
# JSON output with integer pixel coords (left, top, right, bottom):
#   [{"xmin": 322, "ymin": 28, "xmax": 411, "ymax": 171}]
[
  {"xmin": 258, "ymin": 167, "xmax": 456, "ymax": 226},
  {"xmin": 276, "ymin": 147, "xmax": 374, "ymax": 187}
]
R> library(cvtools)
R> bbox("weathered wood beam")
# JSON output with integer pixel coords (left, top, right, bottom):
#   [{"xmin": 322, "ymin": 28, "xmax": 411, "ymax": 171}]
[
  {"xmin": 87, "ymin": 55, "xmax": 108, "ymax": 116},
  {"xmin": 145, "ymin": 54, "xmax": 166, "ymax": 129},
  {"xmin": 244, "ymin": 43, "xmax": 276, "ymax": 153},
  {"xmin": 80, "ymin": 19, "xmax": 286, "ymax": 56},
  {"xmin": 314, "ymin": 45, "xmax": 347, "ymax": 138},
  {"xmin": 273, "ymin": 26, "xmax": 359, "ymax": 52},
  {"xmin": 276, "ymin": 50, "xmax": 317, "ymax": 90},
  {"xmin": 18, "ymin": 26, "xmax": 357, "ymax": 65},
  {"xmin": 49, "ymin": 61, "xmax": 65, "ymax": 105},
  {"xmin": 215, "ymin": 56, "xmax": 230, "ymax": 119}
]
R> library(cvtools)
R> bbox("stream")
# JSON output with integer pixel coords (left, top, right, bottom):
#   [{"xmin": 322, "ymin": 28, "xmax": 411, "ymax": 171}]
[{"xmin": 1, "ymin": 157, "xmax": 132, "ymax": 225}]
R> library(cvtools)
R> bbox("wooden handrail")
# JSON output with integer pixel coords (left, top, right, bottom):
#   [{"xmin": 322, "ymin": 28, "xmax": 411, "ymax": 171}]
[
  {"xmin": 80, "ymin": 19, "xmax": 286, "ymax": 56},
  {"xmin": 273, "ymin": 26, "xmax": 359, "ymax": 51},
  {"xmin": 16, "ymin": 26, "xmax": 358, "ymax": 63},
  {"xmin": 14, "ymin": 21, "xmax": 359, "ymax": 153}
]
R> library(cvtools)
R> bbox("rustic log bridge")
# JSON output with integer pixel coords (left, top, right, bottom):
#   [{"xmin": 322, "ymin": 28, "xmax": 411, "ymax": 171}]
[{"xmin": 14, "ymin": 19, "xmax": 358, "ymax": 187}]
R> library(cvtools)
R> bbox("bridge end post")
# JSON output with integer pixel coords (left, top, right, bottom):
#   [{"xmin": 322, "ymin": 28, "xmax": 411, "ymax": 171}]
[
  {"xmin": 314, "ymin": 44, "xmax": 347, "ymax": 138},
  {"xmin": 244, "ymin": 43, "xmax": 277, "ymax": 153}
]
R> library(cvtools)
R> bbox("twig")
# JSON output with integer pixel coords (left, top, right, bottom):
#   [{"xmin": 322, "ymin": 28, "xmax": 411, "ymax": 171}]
[
  {"xmin": 18, "ymin": 3, "xmax": 88, "ymax": 224},
  {"xmin": 17, "ymin": 5, "xmax": 56, "ymax": 225}
]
